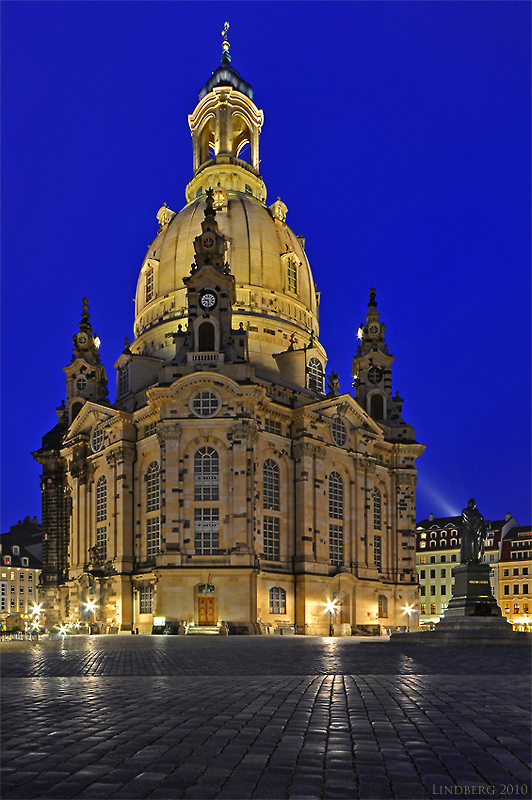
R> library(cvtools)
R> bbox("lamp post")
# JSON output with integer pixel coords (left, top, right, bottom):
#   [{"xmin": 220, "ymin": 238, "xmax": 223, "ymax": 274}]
[
  {"xmin": 323, "ymin": 598, "xmax": 340, "ymax": 637},
  {"xmin": 402, "ymin": 603, "xmax": 415, "ymax": 633},
  {"xmin": 84, "ymin": 599, "xmax": 97, "ymax": 634}
]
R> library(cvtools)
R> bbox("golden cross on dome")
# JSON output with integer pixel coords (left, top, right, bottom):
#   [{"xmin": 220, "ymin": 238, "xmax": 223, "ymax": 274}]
[{"xmin": 221, "ymin": 21, "xmax": 230, "ymax": 57}]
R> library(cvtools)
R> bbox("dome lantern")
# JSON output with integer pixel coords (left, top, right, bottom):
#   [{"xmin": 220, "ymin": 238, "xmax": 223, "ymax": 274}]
[{"xmin": 187, "ymin": 25, "xmax": 265, "ymax": 203}]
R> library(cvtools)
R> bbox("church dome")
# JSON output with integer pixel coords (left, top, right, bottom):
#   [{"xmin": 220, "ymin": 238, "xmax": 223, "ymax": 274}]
[{"xmin": 133, "ymin": 191, "xmax": 322, "ymax": 369}]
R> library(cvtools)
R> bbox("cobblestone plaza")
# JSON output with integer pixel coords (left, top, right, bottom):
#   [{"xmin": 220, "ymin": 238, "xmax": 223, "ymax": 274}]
[{"xmin": 1, "ymin": 636, "xmax": 531, "ymax": 800}]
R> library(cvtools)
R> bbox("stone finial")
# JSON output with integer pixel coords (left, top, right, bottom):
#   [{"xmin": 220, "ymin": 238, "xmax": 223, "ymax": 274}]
[
  {"xmin": 156, "ymin": 203, "xmax": 176, "ymax": 231},
  {"xmin": 79, "ymin": 297, "xmax": 93, "ymax": 333},
  {"xmin": 327, "ymin": 372, "xmax": 341, "ymax": 396},
  {"xmin": 368, "ymin": 287, "xmax": 377, "ymax": 308}
]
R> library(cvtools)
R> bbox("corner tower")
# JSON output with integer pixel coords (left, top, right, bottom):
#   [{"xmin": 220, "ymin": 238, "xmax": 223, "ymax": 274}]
[
  {"xmin": 352, "ymin": 287, "xmax": 414, "ymax": 440},
  {"xmin": 64, "ymin": 298, "xmax": 108, "ymax": 424}
]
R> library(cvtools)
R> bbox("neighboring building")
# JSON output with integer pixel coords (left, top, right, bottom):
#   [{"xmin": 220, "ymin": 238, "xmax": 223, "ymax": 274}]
[
  {"xmin": 0, "ymin": 517, "xmax": 43, "ymax": 630},
  {"xmin": 415, "ymin": 512, "xmax": 519, "ymax": 628},
  {"xmin": 499, "ymin": 525, "xmax": 531, "ymax": 632},
  {"xmin": 33, "ymin": 37, "xmax": 424, "ymax": 635}
]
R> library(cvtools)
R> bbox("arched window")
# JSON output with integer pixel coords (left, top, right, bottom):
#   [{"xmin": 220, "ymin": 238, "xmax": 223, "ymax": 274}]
[
  {"xmin": 370, "ymin": 394, "xmax": 384, "ymax": 420},
  {"xmin": 378, "ymin": 595, "xmax": 388, "ymax": 618},
  {"xmin": 269, "ymin": 586, "xmax": 286, "ymax": 615},
  {"xmin": 263, "ymin": 460, "xmax": 280, "ymax": 511},
  {"xmin": 307, "ymin": 358, "xmax": 324, "ymax": 393},
  {"xmin": 194, "ymin": 447, "xmax": 219, "ymax": 501},
  {"xmin": 329, "ymin": 472, "xmax": 343, "ymax": 519},
  {"xmin": 146, "ymin": 463, "xmax": 160, "ymax": 512},
  {"xmin": 96, "ymin": 476, "xmax": 107, "ymax": 522},
  {"xmin": 198, "ymin": 321, "xmax": 215, "ymax": 352},
  {"xmin": 373, "ymin": 489, "xmax": 381, "ymax": 530}
]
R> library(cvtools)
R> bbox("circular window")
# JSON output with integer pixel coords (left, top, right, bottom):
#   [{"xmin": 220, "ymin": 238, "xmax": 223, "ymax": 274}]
[
  {"xmin": 91, "ymin": 427, "xmax": 104, "ymax": 453},
  {"xmin": 76, "ymin": 376, "xmax": 87, "ymax": 392},
  {"xmin": 191, "ymin": 390, "xmax": 220, "ymax": 418},
  {"xmin": 331, "ymin": 417, "xmax": 347, "ymax": 447}
]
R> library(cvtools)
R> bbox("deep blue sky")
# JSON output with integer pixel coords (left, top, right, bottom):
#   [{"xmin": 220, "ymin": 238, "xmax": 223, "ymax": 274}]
[{"xmin": 1, "ymin": 1, "xmax": 530, "ymax": 531}]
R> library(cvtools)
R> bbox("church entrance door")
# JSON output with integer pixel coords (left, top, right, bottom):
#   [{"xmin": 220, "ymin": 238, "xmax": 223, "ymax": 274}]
[{"xmin": 198, "ymin": 596, "xmax": 215, "ymax": 625}]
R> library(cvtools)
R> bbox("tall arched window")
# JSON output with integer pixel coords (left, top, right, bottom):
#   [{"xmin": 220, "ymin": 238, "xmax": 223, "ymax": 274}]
[
  {"xmin": 198, "ymin": 321, "xmax": 215, "ymax": 351},
  {"xmin": 263, "ymin": 459, "xmax": 280, "ymax": 561},
  {"xmin": 146, "ymin": 463, "xmax": 160, "ymax": 512},
  {"xmin": 308, "ymin": 358, "xmax": 324, "ymax": 393},
  {"xmin": 263, "ymin": 460, "xmax": 280, "ymax": 511},
  {"xmin": 373, "ymin": 488, "xmax": 381, "ymax": 530},
  {"xmin": 96, "ymin": 476, "xmax": 107, "ymax": 562},
  {"xmin": 269, "ymin": 586, "xmax": 286, "ymax": 615},
  {"xmin": 329, "ymin": 472, "xmax": 344, "ymax": 566},
  {"xmin": 194, "ymin": 447, "xmax": 220, "ymax": 555},
  {"xmin": 194, "ymin": 448, "xmax": 219, "ymax": 501}
]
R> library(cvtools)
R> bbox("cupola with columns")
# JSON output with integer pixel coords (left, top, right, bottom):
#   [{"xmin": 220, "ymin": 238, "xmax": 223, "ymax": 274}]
[{"xmin": 186, "ymin": 23, "xmax": 265, "ymax": 203}]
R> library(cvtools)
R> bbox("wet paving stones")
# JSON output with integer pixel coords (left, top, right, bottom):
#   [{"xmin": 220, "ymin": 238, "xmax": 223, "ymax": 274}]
[{"xmin": 1, "ymin": 636, "xmax": 531, "ymax": 800}]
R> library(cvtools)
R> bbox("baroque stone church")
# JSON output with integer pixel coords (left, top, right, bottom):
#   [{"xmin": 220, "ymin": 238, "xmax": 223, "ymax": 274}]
[{"xmin": 33, "ymin": 34, "xmax": 424, "ymax": 635}]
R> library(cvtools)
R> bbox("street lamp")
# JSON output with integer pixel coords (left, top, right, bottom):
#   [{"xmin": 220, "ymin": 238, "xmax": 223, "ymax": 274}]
[
  {"xmin": 323, "ymin": 598, "xmax": 340, "ymax": 637},
  {"xmin": 83, "ymin": 599, "xmax": 98, "ymax": 634},
  {"xmin": 402, "ymin": 603, "xmax": 415, "ymax": 633}
]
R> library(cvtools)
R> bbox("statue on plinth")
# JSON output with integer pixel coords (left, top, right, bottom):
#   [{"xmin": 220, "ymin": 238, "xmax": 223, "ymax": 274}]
[{"xmin": 460, "ymin": 498, "xmax": 487, "ymax": 564}]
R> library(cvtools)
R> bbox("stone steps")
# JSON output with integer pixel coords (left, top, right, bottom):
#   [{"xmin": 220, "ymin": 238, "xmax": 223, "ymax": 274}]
[{"xmin": 186, "ymin": 625, "xmax": 220, "ymax": 635}]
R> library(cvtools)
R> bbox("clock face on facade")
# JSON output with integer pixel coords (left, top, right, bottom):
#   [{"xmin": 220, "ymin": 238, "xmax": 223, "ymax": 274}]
[
  {"xmin": 199, "ymin": 290, "xmax": 217, "ymax": 310},
  {"xmin": 368, "ymin": 324, "xmax": 380, "ymax": 336},
  {"xmin": 77, "ymin": 333, "xmax": 88, "ymax": 346},
  {"xmin": 368, "ymin": 366, "xmax": 383, "ymax": 384},
  {"xmin": 202, "ymin": 234, "xmax": 215, "ymax": 250}
]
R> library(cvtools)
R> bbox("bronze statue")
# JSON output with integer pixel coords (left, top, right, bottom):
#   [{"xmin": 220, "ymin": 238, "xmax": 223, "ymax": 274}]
[{"xmin": 460, "ymin": 498, "xmax": 486, "ymax": 563}]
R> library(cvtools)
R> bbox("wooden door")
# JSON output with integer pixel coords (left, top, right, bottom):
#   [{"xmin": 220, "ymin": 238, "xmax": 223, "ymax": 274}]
[{"xmin": 198, "ymin": 596, "xmax": 215, "ymax": 625}]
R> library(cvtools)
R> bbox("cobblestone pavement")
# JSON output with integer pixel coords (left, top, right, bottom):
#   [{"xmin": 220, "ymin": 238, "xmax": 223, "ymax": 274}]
[{"xmin": 1, "ymin": 637, "xmax": 530, "ymax": 800}]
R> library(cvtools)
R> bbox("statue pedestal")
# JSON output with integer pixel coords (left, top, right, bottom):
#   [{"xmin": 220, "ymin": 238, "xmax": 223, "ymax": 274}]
[
  {"xmin": 441, "ymin": 562, "xmax": 502, "ymax": 620},
  {"xmin": 391, "ymin": 562, "xmax": 531, "ymax": 645}
]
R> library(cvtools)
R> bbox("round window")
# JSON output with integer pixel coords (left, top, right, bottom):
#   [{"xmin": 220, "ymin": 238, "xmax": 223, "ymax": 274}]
[
  {"xmin": 91, "ymin": 427, "xmax": 104, "ymax": 453},
  {"xmin": 331, "ymin": 417, "xmax": 347, "ymax": 447},
  {"xmin": 76, "ymin": 376, "xmax": 87, "ymax": 392},
  {"xmin": 191, "ymin": 390, "xmax": 221, "ymax": 418}
]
